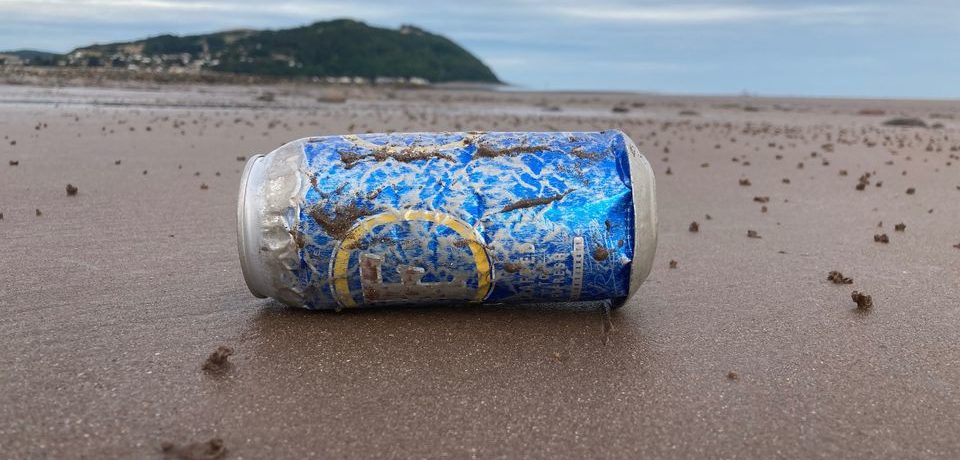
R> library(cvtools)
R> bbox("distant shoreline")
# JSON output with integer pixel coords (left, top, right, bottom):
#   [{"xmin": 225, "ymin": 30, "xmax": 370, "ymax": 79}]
[{"xmin": 2, "ymin": 67, "xmax": 959, "ymax": 103}]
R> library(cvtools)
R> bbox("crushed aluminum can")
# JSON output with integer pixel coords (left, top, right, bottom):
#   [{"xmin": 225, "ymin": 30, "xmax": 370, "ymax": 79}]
[{"xmin": 237, "ymin": 130, "xmax": 657, "ymax": 310}]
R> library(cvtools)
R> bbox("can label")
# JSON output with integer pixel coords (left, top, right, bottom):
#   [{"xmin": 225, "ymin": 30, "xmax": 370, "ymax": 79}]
[{"xmin": 291, "ymin": 131, "xmax": 636, "ymax": 309}]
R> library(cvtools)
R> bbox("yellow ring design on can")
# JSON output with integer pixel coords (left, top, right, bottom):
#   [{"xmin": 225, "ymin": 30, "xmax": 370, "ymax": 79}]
[{"xmin": 331, "ymin": 210, "xmax": 493, "ymax": 308}]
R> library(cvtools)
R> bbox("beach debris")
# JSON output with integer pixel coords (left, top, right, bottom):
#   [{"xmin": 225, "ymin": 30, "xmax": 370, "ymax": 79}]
[
  {"xmin": 503, "ymin": 262, "xmax": 522, "ymax": 273},
  {"xmin": 689, "ymin": 221, "xmax": 699, "ymax": 232},
  {"xmin": 501, "ymin": 190, "xmax": 572, "ymax": 213},
  {"xmin": 739, "ymin": 178, "xmax": 751, "ymax": 186},
  {"xmin": 747, "ymin": 230, "xmax": 761, "ymax": 239},
  {"xmin": 592, "ymin": 246, "xmax": 609, "ymax": 261},
  {"xmin": 200, "ymin": 183, "xmax": 209, "ymax": 190},
  {"xmin": 341, "ymin": 147, "xmax": 455, "ymax": 167},
  {"xmin": 895, "ymin": 223, "xmax": 906, "ymax": 232},
  {"xmin": 160, "ymin": 438, "xmax": 226, "ymax": 460},
  {"xmin": 828, "ymin": 271, "xmax": 853, "ymax": 284},
  {"xmin": 753, "ymin": 196, "xmax": 769, "ymax": 203},
  {"xmin": 727, "ymin": 371, "xmax": 739, "ymax": 380},
  {"xmin": 308, "ymin": 202, "xmax": 373, "ymax": 240},
  {"xmin": 8, "ymin": 160, "xmax": 18, "ymax": 166},
  {"xmin": 201, "ymin": 346, "xmax": 234, "ymax": 373},
  {"xmin": 669, "ymin": 260, "xmax": 678, "ymax": 269},
  {"xmin": 851, "ymin": 291, "xmax": 873, "ymax": 311},
  {"xmin": 883, "ymin": 117, "xmax": 927, "ymax": 128},
  {"xmin": 65, "ymin": 184, "xmax": 78, "ymax": 196},
  {"xmin": 874, "ymin": 234, "xmax": 889, "ymax": 244},
  {"xmin": 906, "ymin": 187, "xmax": 916, "ymax": 195}
]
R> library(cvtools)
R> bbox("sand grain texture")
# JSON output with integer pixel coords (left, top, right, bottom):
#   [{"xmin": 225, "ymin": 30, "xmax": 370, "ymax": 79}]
[{"xmin": 1, "ymin": 84, "xmax": 959, "ymax": 459}]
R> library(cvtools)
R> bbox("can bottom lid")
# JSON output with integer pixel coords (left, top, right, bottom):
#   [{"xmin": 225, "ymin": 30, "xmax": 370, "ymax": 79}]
[{"xmin": 622, "ymin": 133, "xmax": 658, "ymax": 301}]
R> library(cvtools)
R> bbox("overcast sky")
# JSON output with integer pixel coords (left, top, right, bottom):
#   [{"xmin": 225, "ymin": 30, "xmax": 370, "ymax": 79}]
[{"xmin": 1, "ymin": 0, "xmax": 958, "ymax": 98}]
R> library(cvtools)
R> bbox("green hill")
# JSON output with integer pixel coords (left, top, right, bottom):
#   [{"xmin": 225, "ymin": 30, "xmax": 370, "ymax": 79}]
[
  {"xmin": 66, "ymin": 19, "xmax": 500, "ymax": 83},
  {"xmin": 0, "ymin": 50, "xmax": 60, "ymax": 65}
]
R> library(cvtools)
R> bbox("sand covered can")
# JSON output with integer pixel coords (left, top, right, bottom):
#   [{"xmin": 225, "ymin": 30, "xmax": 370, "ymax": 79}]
[{"xmin": 237, "ymin": 131, "xmax": 657, "ymax": 310}]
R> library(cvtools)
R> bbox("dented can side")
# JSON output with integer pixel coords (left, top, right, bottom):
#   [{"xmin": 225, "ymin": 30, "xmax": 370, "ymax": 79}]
[{"xmin": 238, "ymin": 131, "xmax": 657, "ymax": 310}]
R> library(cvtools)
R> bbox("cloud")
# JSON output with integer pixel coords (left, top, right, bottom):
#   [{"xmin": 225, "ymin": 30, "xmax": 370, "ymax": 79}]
[
  {"xmin": 553, "ymin": 3, "xmax": 873, "ymax": 24},
  {"xmin": 0, "ymin": 0, "xmax": 395, "ymax": 23}
]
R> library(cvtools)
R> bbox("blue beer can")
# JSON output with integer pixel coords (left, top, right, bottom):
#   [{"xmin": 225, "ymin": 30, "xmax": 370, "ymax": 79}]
[{"xmin": 238, "ymin": 131, "xmax": 657, "ymax": 310}]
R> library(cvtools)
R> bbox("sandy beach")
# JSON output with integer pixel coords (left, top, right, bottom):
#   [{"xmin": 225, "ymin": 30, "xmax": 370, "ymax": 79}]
[{"xmin": 1, "ymin": 82, "xmax": 959, "ymax": 459}]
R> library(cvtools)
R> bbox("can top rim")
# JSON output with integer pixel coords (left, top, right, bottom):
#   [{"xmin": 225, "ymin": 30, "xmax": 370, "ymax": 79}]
[{"xmin": 237, "ymin": 153, "xmax": 268, "ymax": 299}]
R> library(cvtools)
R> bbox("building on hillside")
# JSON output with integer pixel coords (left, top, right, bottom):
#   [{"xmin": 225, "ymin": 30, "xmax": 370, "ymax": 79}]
[{"xmin": 0, "ymin": 54, "xmax": 24, "ymax": 66}]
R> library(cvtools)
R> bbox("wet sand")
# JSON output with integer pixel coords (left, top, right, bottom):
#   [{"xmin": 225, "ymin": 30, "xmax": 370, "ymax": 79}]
[{"xmin": 1, "ymin": 83, "xmax": 959, "ymax": 458}]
